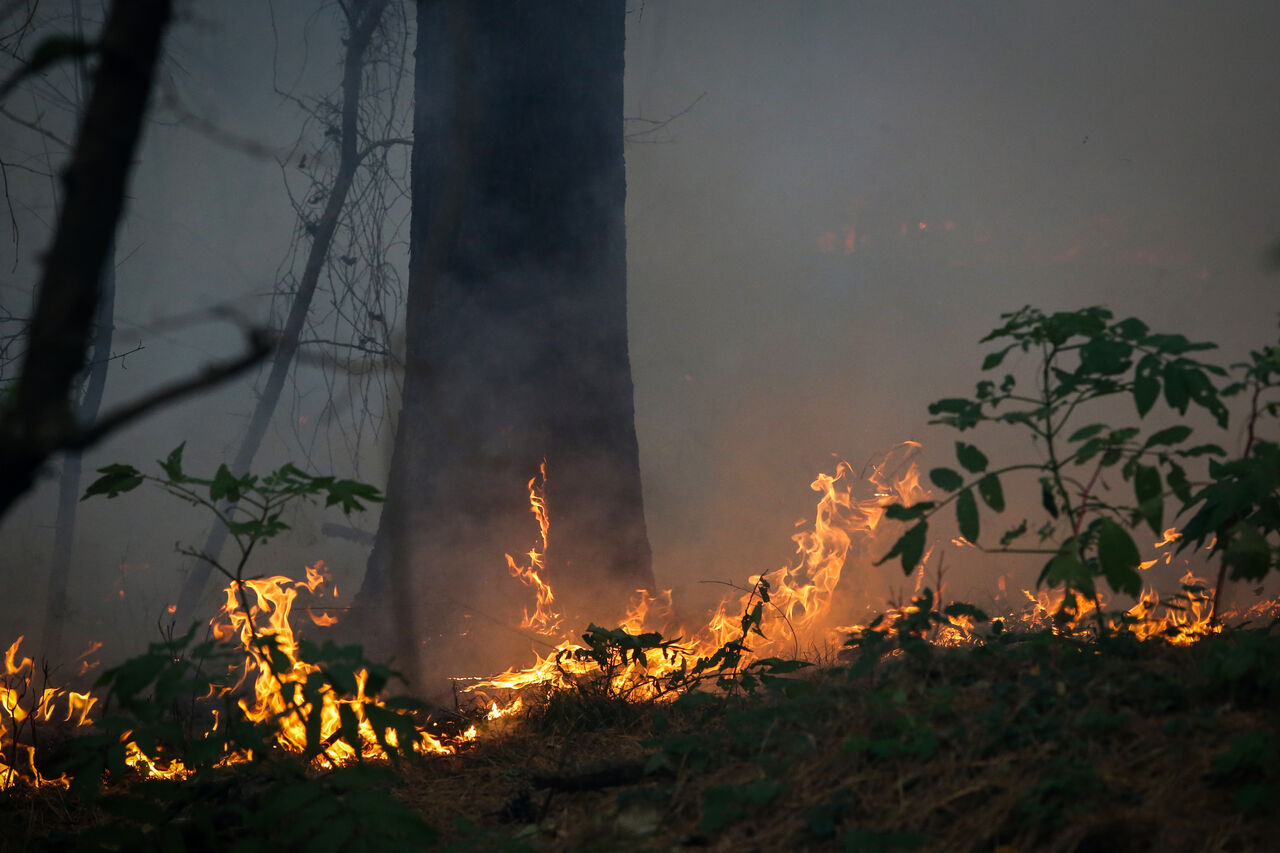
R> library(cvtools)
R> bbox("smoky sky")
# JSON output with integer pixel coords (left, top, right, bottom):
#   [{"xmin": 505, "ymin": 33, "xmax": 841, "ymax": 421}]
[
  {"xmin": 625, "ymin": 1, "xmax": 1280, "ymax": 604},
  {"xmin": 2, "ymin": 1, "xmax": 1279, "ymax": 655}
]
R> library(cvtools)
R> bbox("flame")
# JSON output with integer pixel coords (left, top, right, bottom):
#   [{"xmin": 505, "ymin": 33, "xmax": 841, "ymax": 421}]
[
  {"xmin": 8, "ymin": 445, "xmax": 1280, "ymax": 790},
  {"xmin": 504, "ymin": 461, "xmax": 562, "ymax": 635},
  {"xmin": 207, "ymin": 561, "xmax": 456, "ymax": 765},
  {"xmin": 474, "ymin": 443, "xmax": 932, "ymax": 705},
  {"xmin": 0, "ymin": 637, "xmax": 95, "ymax": 790}
]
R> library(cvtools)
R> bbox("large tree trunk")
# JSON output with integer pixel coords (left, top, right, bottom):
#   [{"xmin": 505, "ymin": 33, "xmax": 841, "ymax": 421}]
[{"xmin": 357, "ymin": 0, "xmax": 653, "ymax": 688}]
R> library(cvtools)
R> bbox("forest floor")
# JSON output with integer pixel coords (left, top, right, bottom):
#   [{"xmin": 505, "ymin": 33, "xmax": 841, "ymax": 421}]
[{"xmin": 5, "ymin": 623, "xmax": 1277, "ymax": 852}]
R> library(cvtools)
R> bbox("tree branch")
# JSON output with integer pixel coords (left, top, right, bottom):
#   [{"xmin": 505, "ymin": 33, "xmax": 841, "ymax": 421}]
[
  {"xmin": 65, "ymin": 328, "xmax": 271, "ymax": 451},
  {"xmin": 0, "ymin": 0, "xmax": 171, "ymax": 519}
]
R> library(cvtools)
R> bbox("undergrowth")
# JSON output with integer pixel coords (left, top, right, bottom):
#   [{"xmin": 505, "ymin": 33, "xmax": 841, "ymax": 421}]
[{"xmin": 3, "ymin": 304, "xmax": 1278, "ymax": 850}]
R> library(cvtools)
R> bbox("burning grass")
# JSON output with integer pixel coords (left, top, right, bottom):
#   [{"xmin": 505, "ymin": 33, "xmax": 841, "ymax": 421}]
[
  {"xmin": 6, "ymin": 321, "xmax": 1280, "ymax": 848},
  {"xmin": 5, "ymin": 623, "xmax": 1279, "ymax": 851}
]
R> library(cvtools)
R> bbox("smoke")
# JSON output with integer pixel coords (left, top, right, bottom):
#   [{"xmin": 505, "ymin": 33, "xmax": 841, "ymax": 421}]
[{"xmin": 2, "ymin": 1, "xmax": 1278, "ymax": 669}]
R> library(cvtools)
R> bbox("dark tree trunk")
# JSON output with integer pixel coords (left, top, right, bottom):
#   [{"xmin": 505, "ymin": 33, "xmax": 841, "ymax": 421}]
[
  {"xmin": 0, "ymin": 0, "xmax": 170, "ymax": 520},
  {"xmin": 357, "ymin": 0, "xmax": 653, "ymax": 686},
  {"xmin": 44, "ymin": 2, "xmax": 118, "ymax": 664}
]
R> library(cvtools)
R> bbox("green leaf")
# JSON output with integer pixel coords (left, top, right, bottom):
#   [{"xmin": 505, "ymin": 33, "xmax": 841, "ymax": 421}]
[
  {"xmin": 1144, "ymin": 333, "xmax": 1216, "ymax": 355},
  {"xmin": 1166, "ymin": 461, "xmax": 1192, "ymax": 503},
  {"xmin": 1040, "ymin": 479, "xmax": 1059, "ymax": 518},
  {"xmin": 158, "ymin": 442, "xmax": 187, "ymax": 482},
  {"xmin": 1040, "ymin": 552, "xmax": 1094, "ymax": 595},
  {"xmin": 1186, "ymin": 368, "xmax": 1229, "ymax": 427},
  {"xmin": 209, "ymin": 464, "xmax": 243, "ymax": 502},
  {"xmin": 977, "ymin": 473, "xmax": 1004, "ymax": 512},
  {"xmin": 1112, "ymin": 317, "xmax": 1149, "ymax": 340},
  {"xmin": 999, "ymin": 519, "xmax": 1029, "ymax": 547},
  {"xmin": 943, "ymin": 602, "xmax": 988, "ymax": 623},
  {"xmin": 1178, "ymin": 443, "xmax": 1227, "ymax": 458},
  {"xmin": 1162, "ymin": 363, "xmax": 1190, "ymax": 414},
  {"xmin": 1068, "ymin": 423, "xmax": 1107, "ymax": 442},
  {"xmin": 928, "ymin": 398, "xmax": 983, "ymax": 430},
  {"xmin": 82, "ymin": 464, "xmax": 144, "ymax": 500},
  {"xmin": 929, "ymin": 467, "xmax": 964, "ymax": 491},
  {"xmin": 1096, "ymin": 519, "xmax": 1142, "ymax": 596},
  {"xmin": 876, "ymin": 521, "xmax": 928, "ymax": 576},
  {"xmin": 884, "ymin": 502, "xmax": 934, "ymax": 521},
  {"xmin": 1225, "ymin": 523, "xmax": 1272, "ymax": 582},
  {"xmin": 955, "ymin": 488, "xmax": 979, "ymax": 543},
  {"xmin": 324, "ymin": 479, "xmax": 384, "ymax": 514},
  {"xmin": 699, "ymin": 780, "xmax": 783, "ymax": 833},
  {"xmin": 982, "ymin": 345, "xmax": 1014, "ymax": 370},
  {"xmin": 1079, "ymin": 338, "xmax": 1132, "ymax": 376},
  {"xmin": 1133, "ymin": 463, "xmax": 1163, "ymax": 535},
  {"xmin": 955, "ymin": 441, "xmax": 988, "ymax": 473},
  {"xmin": 1142, "ymin": 425, "xmax": 1193, "ymax": 449},
  {"xmin": 1133, "ymin": 354, "xmax": 1161, "ymax": 416}
]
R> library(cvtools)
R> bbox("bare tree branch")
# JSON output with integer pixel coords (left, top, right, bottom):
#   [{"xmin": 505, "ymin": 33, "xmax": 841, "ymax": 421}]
[
  {"xmin": 66, "ymin": 328, "xmax": 271, "ymax": 451},
  {"xmin": 174, "ymin": 0, "xmax": 391, "ymax": 620}
]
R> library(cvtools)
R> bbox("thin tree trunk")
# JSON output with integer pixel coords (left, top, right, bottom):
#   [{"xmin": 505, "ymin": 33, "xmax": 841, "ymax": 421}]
[
  {"xmin": 0, "ymin": 0, "xmax": 171, "ymax": 519},
  {"xmin": 173, "ymin": 0, "xmax": 390, "ymax": 624}
]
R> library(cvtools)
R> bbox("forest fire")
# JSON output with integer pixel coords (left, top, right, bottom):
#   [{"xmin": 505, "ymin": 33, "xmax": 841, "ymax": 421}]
[
  {"xmin": 469, "ymin": 444, "xmax": 930, "ymax": 704},
  {"xmin": 2, "ymin": 447, "xmax": 1277, "ymax": 791},
  {"xmin": 208, "ymin": 561, "xmax": 461, "ymax": 765},
  {"xmin": 0, "ymin": 637, "xmax": 96, "ymax": 789}
]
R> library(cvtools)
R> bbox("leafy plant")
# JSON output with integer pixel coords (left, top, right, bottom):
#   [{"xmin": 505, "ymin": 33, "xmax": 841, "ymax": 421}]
[
  {"xmin": 84, "ymin": 442, "xmax": 381, "ymax": 599},
  {"xmin": 844, "ymin": 587, "xmax": 990, "ymax": 683},
  {"xmin": 1178, "ymin": 334, "xmax": 1280, "ymax": 618},
  {"xmin": 63, "ymin": 448, "xmax": 439, "ymax": 847},
  {"xmin": 879, "ymin": 306, "xmax": 1234, "ymax": 624}
]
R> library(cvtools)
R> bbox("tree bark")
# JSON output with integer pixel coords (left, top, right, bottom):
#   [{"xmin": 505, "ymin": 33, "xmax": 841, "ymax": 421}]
[
  {"xmin": 357, "ymin": 0, "xmax": 654, "ymax": 688},
  {"xmin": 43, "ymin": 0, "xmax": 118, "ymax": 664},
  {"xmin": 0, "ymin": 0, "xmax": 170, "ymax": 520}
]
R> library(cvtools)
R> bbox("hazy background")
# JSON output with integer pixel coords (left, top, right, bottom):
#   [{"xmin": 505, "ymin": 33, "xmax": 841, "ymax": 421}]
[{"xmin": 2, "ymin": 0, "xmax": 1278, "ymax": 664}]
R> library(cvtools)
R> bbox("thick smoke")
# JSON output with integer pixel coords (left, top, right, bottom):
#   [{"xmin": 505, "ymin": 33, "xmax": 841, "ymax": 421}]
[{"xmin": 1, "ymin": 1, "xmax": 1278, "ymax": 668}]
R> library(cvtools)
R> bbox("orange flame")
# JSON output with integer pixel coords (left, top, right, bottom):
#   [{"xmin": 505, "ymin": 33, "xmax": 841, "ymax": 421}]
[
  {"xmin": 505, "ymin": 461, "xmax": 562, "ymax": 635},
  {"xmin": 0, "ymin": 637, "xmax": 96, "ymax": 789}
]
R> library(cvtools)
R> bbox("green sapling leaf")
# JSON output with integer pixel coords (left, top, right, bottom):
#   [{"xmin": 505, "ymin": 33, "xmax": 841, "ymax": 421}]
[
  {"xmin": 955, "ymin": 487, "xmax": 979, "ymax": 543},
  {"xmin": 955, "ymin": 441, "xmax": 988, "ymax": 473},
  {"xmin": 1096, "ymin": 518, "xmax": 1142, "ymax": 596},
  {"xmin": 977, "ymin": 473, "xmax": 1004, "ymax": 512},
  {"xmin": 82, "ymin": 464, "xmax": 144, "ymax": 500},
  {"xmin": 1133, "ymin": 463, "xmax": 1163, "ymax": 535},
  {"xmin": 876, "ymin": 521, "xmax": 928, "ymax": 575},
  {"xmin": 929, "ymin": 467, "xmax": 964, "ymax": 491}
]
